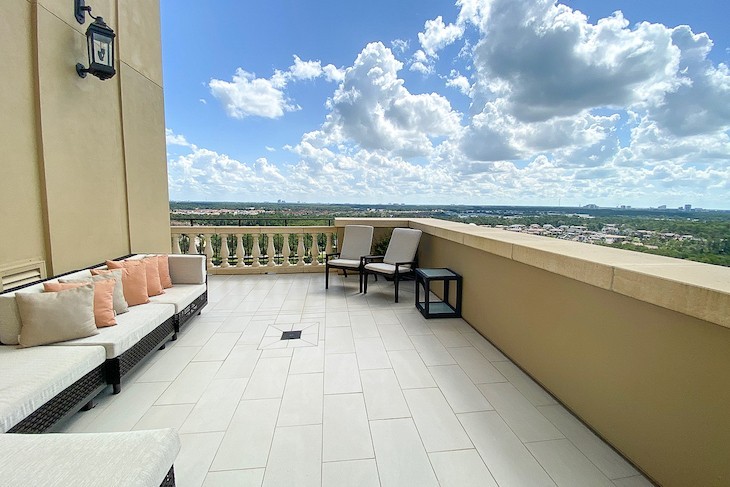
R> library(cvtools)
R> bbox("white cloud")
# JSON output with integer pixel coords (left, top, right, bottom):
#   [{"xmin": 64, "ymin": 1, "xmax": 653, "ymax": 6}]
[
  {"xmin": 209, "ymin": 68, "xmax": 297, "ymax": 119},
  {"xmin": 391, "ymin": 39, "xmax": 410, "ymax": 54},
  {"xmin": 409, "ymin": 49, "xmax": 434, "ymax": 75},
  {"xmin": 289, "ymin": 55, "xmax": 322, "ymax": 80},
  {"xmin": 265, "ymin": 146, "xmax": 276, "ymax": 152},
  {"xmin": 445, "ymin": 70, "xmax": 471, "ymax": 95},
  {"xmin": 418, "ymin": 16, "xmax": 464, "ymax": 57},
  {"xmin": 209, "ymin": 55, "xmax": 343, "ymax": 119},
  {"xmin": 321, "ymin": 42, "xmax": 461, "ymax": 157}
]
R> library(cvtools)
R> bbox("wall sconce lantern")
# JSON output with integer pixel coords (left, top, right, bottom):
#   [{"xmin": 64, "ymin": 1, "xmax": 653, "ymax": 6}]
[{"xmin": 74, "ymin": 0, "xmax": 116, "ymax": 80}]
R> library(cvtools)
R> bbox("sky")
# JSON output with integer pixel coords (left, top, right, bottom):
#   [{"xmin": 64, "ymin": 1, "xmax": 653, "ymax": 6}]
[{"xmin": 160, "ymin": 0, "xmax": 730, "ymax": 209}]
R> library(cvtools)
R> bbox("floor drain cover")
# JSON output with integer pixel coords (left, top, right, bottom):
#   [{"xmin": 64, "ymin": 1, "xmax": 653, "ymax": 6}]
[{"xmin": 281, "ymin": 330, "xmax": 302, "ymax": 340}]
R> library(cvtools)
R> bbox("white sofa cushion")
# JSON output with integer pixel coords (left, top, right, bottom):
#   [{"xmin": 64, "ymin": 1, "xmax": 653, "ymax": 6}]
[
  {"xmin": 383, "ymin": 228, "xmax": 422, "ymax": 265},
  {"xmin": 54, "ymin": 303, "xmax": 175, "ymax": 358},
  {"xmin": 149, "ymin": 283, "xmax": 206, "ymax": 313},
  {"xmin": 168, "ymin": 254, "xmax": 206, "ymax": 284},
  {"xmin": 0, "ymin": 345, "xmax": 106, "ymax": 433},
  {"xmin": 0, "ymin": 428, "xmax": 181, "ymax": 487},
  {"xmin": 326, "ymin": 258, "xmax": 361, "ymax": 269}
]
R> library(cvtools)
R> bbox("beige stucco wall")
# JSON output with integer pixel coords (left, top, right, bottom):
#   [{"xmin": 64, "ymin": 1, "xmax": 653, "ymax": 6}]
[{"xmin": 0, "ymin": 0, "xmax": 169, "ymax": 275}]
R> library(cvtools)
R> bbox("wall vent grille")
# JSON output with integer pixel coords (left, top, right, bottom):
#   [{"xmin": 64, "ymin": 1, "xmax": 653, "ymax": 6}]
[{"xmin": 0, "ymin": 260, "xmax": 47, "ymax": 292}]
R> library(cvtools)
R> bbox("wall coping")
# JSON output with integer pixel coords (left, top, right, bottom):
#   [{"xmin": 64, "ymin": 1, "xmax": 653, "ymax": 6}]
[{"xmin": 335, "ymin": 217, "xmax": 730, "ymax": 329}]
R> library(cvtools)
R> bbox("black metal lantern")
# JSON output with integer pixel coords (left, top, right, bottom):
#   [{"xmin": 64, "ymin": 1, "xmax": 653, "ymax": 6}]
[{"xmin": 74, "ymin": 0, "xmax": 116, "ymax": 80}]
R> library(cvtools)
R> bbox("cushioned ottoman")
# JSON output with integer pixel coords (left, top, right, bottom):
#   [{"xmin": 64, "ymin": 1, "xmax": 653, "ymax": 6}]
[
  {"xmin": 0, "ymin": 428, "xmax": 181, "ymax": 487},
  {"xmin": 0, "ymin": 345, "xmax": 106, "ymax": 433}
]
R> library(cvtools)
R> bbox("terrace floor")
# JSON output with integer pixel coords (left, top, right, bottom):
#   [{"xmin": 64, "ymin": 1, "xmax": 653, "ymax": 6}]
[{"xmin": 61, "ymin": 273, "xmax": 652, "ymax": 487}]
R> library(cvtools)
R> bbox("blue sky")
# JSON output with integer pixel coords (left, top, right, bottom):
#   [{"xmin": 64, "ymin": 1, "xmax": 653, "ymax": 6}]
[{"xmin": 161, "ymin": 0, "xmax": 730, "ymax": 209}]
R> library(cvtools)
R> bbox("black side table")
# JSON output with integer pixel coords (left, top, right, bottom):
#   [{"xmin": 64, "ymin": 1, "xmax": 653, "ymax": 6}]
[{"xmin": 415, "ymin": 268, "xmax": 462, "ymax": 319}]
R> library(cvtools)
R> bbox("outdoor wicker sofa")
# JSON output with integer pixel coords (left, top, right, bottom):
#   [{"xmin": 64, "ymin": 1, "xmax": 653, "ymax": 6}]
[{"xmin": 0, "ymin": 254, "xmax": 207, "ymax": 433}]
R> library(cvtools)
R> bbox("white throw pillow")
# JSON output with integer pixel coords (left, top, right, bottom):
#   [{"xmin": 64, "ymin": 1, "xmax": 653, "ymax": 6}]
[
  {"xmin": 61, "ymin": 269, "xmax": 129, "ymax": 314},
  {"xmin": 15, "ymin": 284, "xmax": 99, "ymax": 348}
]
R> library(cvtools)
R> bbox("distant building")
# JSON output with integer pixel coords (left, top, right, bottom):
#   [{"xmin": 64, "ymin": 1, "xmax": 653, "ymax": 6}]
[{"xmin": 684, "ymin": 204, "xmax": 692, "ymax": 211}]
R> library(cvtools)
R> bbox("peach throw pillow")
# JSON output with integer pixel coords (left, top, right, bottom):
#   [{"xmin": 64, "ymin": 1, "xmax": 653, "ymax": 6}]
[
  {"xmin": 157, "ymin": 254, "xmax": 173, "ymax": 288},
  {"xmin": 97, "ymin": 262, "xmax": 149, "ymax": 306},
  {"xmin": 106, "ymin": 258, "xmax": 164, "ymax": 297},
  {"xmin": 44, "ymin": 279, "xmax": 117, "ymax": 327}
]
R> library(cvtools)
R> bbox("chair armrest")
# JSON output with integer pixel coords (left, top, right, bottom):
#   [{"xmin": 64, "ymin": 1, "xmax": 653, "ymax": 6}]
[
  {"xmin": 361, "ymin": 255, "xmax": 384, "ymax": 266},
  {"xmin": 168, "ymin": 254, "xmax": 206, "ymax": 284},
  {"xmin": 325, "ymin": 252, "xmax": 341, "ymax": 262},
  {"xmin": 394, "ymin": 261, "xmax": 417, "ymax": 273}
]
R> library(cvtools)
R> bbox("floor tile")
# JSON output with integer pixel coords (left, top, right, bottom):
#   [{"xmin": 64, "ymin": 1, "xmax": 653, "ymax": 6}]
[
  {"xmin": 180, "ymin": 378, "xmax": 247, "ymax": 433},
  {"xmin": 175, "ymin": 321, "xmax": 222, "ymax": 347},
  {"xmin": 216, "ymin": 314, "xmax": 254, "ymax": 333},
  {"xmin": 354, "ymin": 337, "xmax": 392, "ymax": 369},
  {"xmin": 350, "ymin": 313, "xmax": 380, "ymax": 338},
  {"xmin": 528, "ymin": 439, "xmax": 615, "ymax": 487},
  {"xmin": 478, "ymin": 382, "xmax": 563, "ymax": 443},
  {"xmin": 324, "ymin": 353, "xmax": 362, "ymax": 394},
  {"xmin": 132, "ymin": 404, "xmax": 193, "ymax": 431},
  {"xmin": 322, "ymin": 459, "xmax": 380, "ymax": 487},
  {"xmin": 370, "ymin": 418, "xmax": 439, "ymax": 487},
  {"xmin": 290, "ymin": 344, "xmax": 325, "ymax": 374},
  {"xmin": 432, "ymin": 327, "xmax": 472, "ymax": 347},
  {"xmin": 428, "ymin": 364, "xmax": 493, "ymax": 413},
  {"xmin": 193, "ymin": 332, "xmax": 241, "ymax": 362},
  {"xmin": 135, "ymin": 346, "xmax": 202, "ymax": 382},
  {"xmin": 493, "ymin": 360, "xmax": 557, "ymax": 406},
  {"xmin": 263, "ymin": 424, "xmax": 322, "ymax": 487},
  {"xmin": 388, "ymin": 349, "xmax": 436, "ymax": 389},
  {"xmin": 156, "ymin": 361, "xmax": 221, "ymax": 405},
  {"xmin": 237, "ymin": 320, "xmax": 271, "ymax": 346},
  {"xmin": 410, "ymin": 334, "xmax": 457, "ymax": 366},
  {"xmin": 360, "ymin": 368, "xmax": 411, "ymax": 420},
  {"xmin": 325, "ymin": 326, "xmax": 356, "ymax": 354},
  {"xmin": 462, "ymin": 330, "xmax": 508, "ymax": 362},
  {"xmin": 202, "ymin": 469, "xmax": 265, "ymax": 487},
  {"xmin": 377, "ymin": 324, "xmax": 414, "ymax": 350},
  {"xmin": 448, "ymin": 346, "xmax": 507, "ymax": 384},
  {"xmin": 215, "ymin": 346, "xmax": 261, "ymax": 379},
  {"xmin": 326, "ymin": 311, "xmax": 351, "ymax": 327},
  {"xmin": 323, "ymin": 393, "xmax": 374, "ymax": 461},
  {"xmin": 372, "ymin": 309, "xmax": 399, "ymax": 325},
  {"xmin": 177, "ymin": 432, "xmax": 225, "ymax": 487},
  {"xmin": 429, "ymin": 449, "xmax": 498, "ymax": 487},
  {"xmin": 87, "ymin": 382, "xmax": 169, "ymax": 431},
  {"xmin": 538, "ymin": 404, "xmax": 639, "ymax": 479},
  {"xmin": 211, "ymin": 398, "xmax": 280, "ymax": 470},
  {"xmin": 458, "ymin": 411, "xmax": 556, "ymax": 487},
  {"xmin": 277, "ymin": 373, "xmax": 324, "ymax": 426},
  {"xmin": 403, "ymin": 388, "xmax": 473, "ymax": 452},
  {"xmin": 242, "ymin": 356, "xmax": 291, "ymax": 399}
]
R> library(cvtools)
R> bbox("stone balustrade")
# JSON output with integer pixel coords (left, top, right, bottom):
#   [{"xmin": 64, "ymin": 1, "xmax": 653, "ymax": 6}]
[{"xmin": 170, "ymin": 226, "xmax": 337, "ymax": 274}]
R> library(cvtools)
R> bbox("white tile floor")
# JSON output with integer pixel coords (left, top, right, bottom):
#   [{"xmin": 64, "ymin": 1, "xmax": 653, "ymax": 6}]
[{"xmin": 61, "ymin": 273, "xmax": 653, "ymax": 487}]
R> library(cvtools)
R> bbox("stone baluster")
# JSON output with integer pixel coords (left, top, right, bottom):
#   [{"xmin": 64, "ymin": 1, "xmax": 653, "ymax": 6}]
[
  {"xmin": 310, "ymin": 233, "xmax": 320, "ymax": 266},
  {"xmin": 186, "ymin": 234, "xmax": 197, "ymax": 255},
  {"xmin": 252, "ymin": 234, "xmax": 261, "ymax": 267},
  {"xmin": 325, "ymin": 232, "xmax": 333, "ymax": 256},
  {"xmin": 282, "ymin": 233, "xmax": 291, "ymax": 267},
  {"xmin": 296, "ymin": 234, "xmax": 305, "ymax": 266},
  {"xmin": 172, "ymin": 234, "xmax": 181, "ymax": 254},
  {"xmin": 236, "ymin": 234, "xmax": 245, "ymax": 267},
  {"xmin": 203, "ymin": 234, "xmax": 214, "ymax": 268},
  {"xmin": 220, "ymin": 233, "xmax": 230, "ymax": 268},
  {"xmin": 266, "ymin": 233, "xmax": 276, "ymax": 267}
]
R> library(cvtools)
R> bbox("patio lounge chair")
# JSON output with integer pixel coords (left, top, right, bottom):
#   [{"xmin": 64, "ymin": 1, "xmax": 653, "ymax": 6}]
[
  {"xmin": 325, "ymin": 225, "xmax": 374, "ymax": 292},
  {"xmin": 362, "ymin": 228, "xmax": 422, "ymax": 302}
]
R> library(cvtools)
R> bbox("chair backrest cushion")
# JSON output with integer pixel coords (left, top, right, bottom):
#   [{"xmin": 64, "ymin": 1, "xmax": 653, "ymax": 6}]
[
  {"xmin": 384, "ymin": 228, "xmax": 423, "ymax": 265},
  {"xmin": 339, "ymin": 225, "xmax": 374, "ymax": 260}
]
